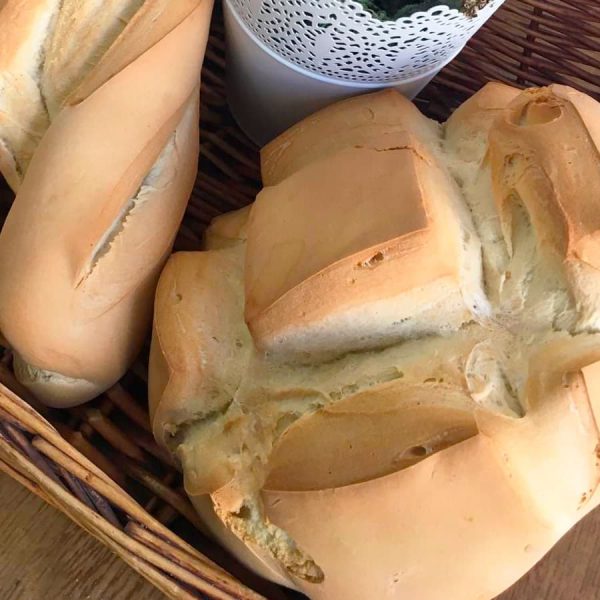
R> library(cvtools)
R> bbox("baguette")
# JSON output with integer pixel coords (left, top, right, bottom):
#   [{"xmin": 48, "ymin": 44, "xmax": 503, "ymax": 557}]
[{"xmin": 0, "ymin": 0, "xmax": 214, "ymax": 406}]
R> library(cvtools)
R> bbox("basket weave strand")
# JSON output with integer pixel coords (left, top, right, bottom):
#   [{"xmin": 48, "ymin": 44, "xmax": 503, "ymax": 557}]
[{"xmin": 0, "ymin": 1, "xmax": 599, "ymax": 599}]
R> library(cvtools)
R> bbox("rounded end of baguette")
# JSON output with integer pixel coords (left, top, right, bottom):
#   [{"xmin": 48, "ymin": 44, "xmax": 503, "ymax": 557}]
[{"xmin": 13, "ymin": 354, "xmax": 103, "ymax": 408}]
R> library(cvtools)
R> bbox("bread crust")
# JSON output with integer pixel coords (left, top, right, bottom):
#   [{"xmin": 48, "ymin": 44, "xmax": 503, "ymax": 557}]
[
  {"xmin": 0, "ymin": 0, "xmax": 214, "ymax": 405},
  {"xmin": 248, "ymin": 122, "xmax": 483, "ymax": 358},
  {"xmin": 263, "ymin": 367, "xmax": 600, "ymax": 600},
  {"xmin": 0, "ymin": 0, "xmax": 56, "ymax": 189},
  {"xmin": 151, "ymin": 83, "xmax": 600, "ymax": 599}
]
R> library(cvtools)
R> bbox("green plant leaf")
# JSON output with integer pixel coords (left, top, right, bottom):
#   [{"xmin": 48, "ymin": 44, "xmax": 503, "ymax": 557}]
[{"xmin": 355, "ymin": 0, "xmax": 465, "ymax": 20}]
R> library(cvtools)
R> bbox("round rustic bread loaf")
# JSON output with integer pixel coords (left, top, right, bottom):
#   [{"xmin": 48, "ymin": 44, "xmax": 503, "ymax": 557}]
[{"xmin": 149, "ymin": 83, "xmax": 600, "ymax": 599}]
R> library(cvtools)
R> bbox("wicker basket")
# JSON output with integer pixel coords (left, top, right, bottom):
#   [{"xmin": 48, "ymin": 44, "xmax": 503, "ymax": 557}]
[{"xmin": 0, "ymin": 1, "xmax": 599, "ymax": 599}]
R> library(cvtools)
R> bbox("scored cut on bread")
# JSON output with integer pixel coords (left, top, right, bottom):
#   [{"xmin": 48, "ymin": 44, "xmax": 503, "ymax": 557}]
[
  {"xmin": 247, "ymin": 99, "xmax": 487, "ymax": 359},
  {"xmin": 489, "ymin": 85, "xmax": 600, "ymax": 331},
  {"xmin": 0, "ymin": 0, "xmax": 214, "ymax": 406},
  {"xmin": 262, "ymin": 355, "xmax": 600, "ymax": 600},
  {"xmin": 150, "ymin": 83, "xmax": 600, "ymax": 600}
]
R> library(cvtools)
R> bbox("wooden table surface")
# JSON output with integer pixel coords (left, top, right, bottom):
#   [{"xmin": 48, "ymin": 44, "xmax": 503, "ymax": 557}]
[
  {"xmin": 1, "ymin": 472, "xmax": 600, "ymax": 600},
  {"xmin": 0, "ymin": 474, "xmax": 163, "ymax": 600}
]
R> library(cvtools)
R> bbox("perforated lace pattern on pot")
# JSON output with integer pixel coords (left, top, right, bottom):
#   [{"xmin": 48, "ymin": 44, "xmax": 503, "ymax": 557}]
[{"xmin": 229, "ymin": 0, "xmax": 506, "ymax": 83}]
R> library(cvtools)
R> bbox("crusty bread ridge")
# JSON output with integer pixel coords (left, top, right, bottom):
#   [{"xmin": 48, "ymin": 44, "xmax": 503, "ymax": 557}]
[
  {"xmin": 150, "ymin": 83, "xmax": 600, "ymax": 599},
  {"xmin": 247, "ymin": 92, "xmax": 488, "ymax": 359},
  {"xmin": 0, "ymin": 0, "xmax": 214, "ymax": 406}
]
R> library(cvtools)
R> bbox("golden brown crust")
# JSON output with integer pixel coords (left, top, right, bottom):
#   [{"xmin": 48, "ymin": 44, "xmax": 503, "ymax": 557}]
[
  {"xmin": 0, "ymin": 0, "xmax": 214, "ymax": 405},
  {"xmin": 68, "ymin": 0, "xmax": 204, "ymax": 106},
  {"xmin": 261, "ymin": 337, "xmax": 600, "ymax": 599},
  {"xmin": 263, "ymin": 371, "xmax": 600, "ymax": 600},
  {"xmin": 149, "ymin": 248, "xmax": 250, "ymax": 454},
  {"xmin": 265, "ymin": 383, "xmax": 478, "ymax": 491},
  {"xmin": 490, "ymin": 85, "xmax": 600, "ymax": 266},
  {"xmin": 247, "ymin": 129, "xmax": 473, "ymax": 357},
  {"xmin": 0, "ymin": 0, "xmax": 56, "ymax": 189},
  {"xmin": 444, "ymin": 81, "xmax": 522, "ymax": 162},
  {"xmin": 151, "ymin": 83, "xmax": 600, "ymax": 599},
  {"xmin": 204, "ymin": 205, "xmax": 251, "ymax": 250}
]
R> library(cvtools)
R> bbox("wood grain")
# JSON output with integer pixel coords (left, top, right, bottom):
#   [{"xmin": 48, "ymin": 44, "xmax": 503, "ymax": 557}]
[
  {"xmin": 499, "ymin": 506, "xmax": 600, "ymax": 600},
  {"xmin": 0, "ymin": 474, "xmax": 165, "ymax": 600},
  {"xmin": 2, "ymin": 469, "xmax": 600, "ymax": 600}
]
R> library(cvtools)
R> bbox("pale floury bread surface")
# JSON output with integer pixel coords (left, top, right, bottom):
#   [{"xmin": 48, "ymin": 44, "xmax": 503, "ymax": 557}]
[
  {"xmin": 150, "ymin": 84, "xmax": 600, "ymax": 599},
  {"xmin": 0, "ymin": 0, "xmax": 214, "ymax": 406}
]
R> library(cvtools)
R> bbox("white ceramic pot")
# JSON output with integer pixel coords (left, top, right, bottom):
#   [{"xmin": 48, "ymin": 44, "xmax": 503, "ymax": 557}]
[{"xmin": 224, "ymin": 0, "xmax": 506, "ymax": 145}]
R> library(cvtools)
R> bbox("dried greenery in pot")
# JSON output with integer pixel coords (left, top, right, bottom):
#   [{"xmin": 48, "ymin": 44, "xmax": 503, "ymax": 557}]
[{"xmin": 357, "ymin": 0, "xmax": 490, "ymax": 19}]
